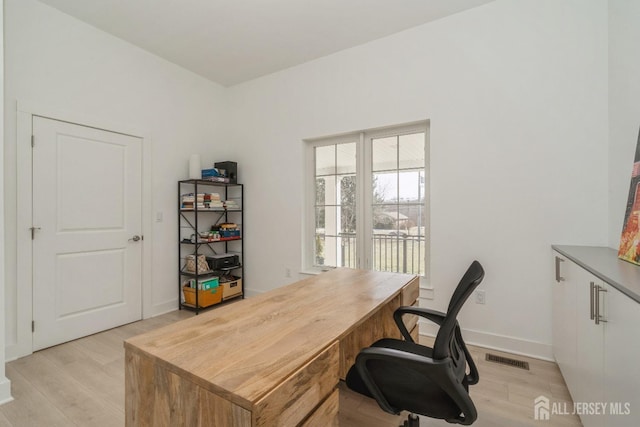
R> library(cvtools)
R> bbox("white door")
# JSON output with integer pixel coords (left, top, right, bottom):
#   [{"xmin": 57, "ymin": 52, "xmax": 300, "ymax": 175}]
[{"xmin": 32, "ymin": 116, "xmax": 143, "ymax": 350}]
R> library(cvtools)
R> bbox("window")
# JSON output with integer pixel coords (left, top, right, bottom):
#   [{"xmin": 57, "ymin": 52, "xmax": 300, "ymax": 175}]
[
  {"xmin": 306, "ymin": 122, "xmax": 428, "ymax": 278},
  {"xmin": 313, "ymin": 140, "xmax": 358, "ymax": 267}
]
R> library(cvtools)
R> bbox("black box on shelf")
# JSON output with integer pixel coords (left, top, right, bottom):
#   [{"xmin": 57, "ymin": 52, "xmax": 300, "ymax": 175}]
[
  {"xmin": 207, "ymin": 253, "xmax": 239, "ymax": 270},
  {"xmin": 214, "ymin": 161, "xmax": 237, "ymax": 184}
]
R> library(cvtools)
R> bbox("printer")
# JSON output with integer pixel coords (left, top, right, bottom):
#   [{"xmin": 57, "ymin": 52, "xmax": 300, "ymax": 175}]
[{"xmin": 207, "ymin": 253, "xmax": 239, "ymax": 270}]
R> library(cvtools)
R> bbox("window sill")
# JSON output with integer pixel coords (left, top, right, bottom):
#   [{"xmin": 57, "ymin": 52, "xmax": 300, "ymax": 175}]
[
  {"xmin": 299, "ymin": 266, "xmax": 336, "ymax": 276},
  {"xmin": 299, "ymin": 269, "xmax": 322, "ymax": 276}
]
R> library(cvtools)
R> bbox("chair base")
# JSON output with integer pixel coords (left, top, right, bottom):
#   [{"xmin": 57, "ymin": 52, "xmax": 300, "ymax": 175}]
[{"xmin": 400, "ymin": 413, "xmax": 420, "ymax": 427}]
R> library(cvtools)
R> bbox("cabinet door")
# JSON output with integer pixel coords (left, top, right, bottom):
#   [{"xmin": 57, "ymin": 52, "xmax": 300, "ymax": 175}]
[
  {"xmin": 604, "ymin": 286, "xmax": 640, "ymax": 427},
  {"xmin": 552, "ymin": 252, "xmax": 578, "ymax": 394},
  {"xmin": 574, "ymin": 269, "xmax": 605, "ymax": 427}
]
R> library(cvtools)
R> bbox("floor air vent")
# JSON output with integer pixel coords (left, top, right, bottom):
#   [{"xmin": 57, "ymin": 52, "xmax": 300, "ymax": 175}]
[{"xmin": 485, "ymin": 353, "xmax": 530, "ymax": 370}]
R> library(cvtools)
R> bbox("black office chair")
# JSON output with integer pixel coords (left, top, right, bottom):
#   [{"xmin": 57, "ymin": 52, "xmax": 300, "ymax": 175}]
[{"xmin": 345, "ymin": 261, "xmax": 484, "ymax": 426}]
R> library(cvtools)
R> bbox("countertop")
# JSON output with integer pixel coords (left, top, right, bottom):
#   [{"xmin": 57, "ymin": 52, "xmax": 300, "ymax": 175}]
[{"xmin": 552, "ymin": 245, "xmax": 640, "ymax": 304}]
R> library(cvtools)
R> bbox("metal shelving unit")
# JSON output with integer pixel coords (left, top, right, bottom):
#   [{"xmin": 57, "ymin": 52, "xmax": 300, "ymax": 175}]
[{"xmin": 178, "ymin": 179, "xmax": 244, "ymax": 314}]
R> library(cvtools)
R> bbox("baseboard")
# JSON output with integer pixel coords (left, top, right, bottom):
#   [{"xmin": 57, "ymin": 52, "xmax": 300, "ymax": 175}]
[
  {"xmin": 243, "ymin": 288, "xmax": 265, "ymax": 298},
  {"xmin": 419, "ymin": 287, "xmax": 434, "ymax": 301},
  {"xmin": 5, "ymin": 340, "xmax": 32, "ymax": 362},
  {"xmin": 0, "ymin": 377, "xmax": 13, "ymax": 405},
  {"xmin": 419, "ymin": 322, "xmax": 554, "ymax": 361},
  {"xmin": 149, "ymin": 300, "xmax": 179, "ymax": 318}
]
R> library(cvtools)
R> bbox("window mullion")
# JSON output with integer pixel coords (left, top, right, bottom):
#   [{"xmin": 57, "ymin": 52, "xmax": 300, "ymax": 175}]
[{"xmin": 359, "ymin": 132, "xmax": 371, "ymax": 270}]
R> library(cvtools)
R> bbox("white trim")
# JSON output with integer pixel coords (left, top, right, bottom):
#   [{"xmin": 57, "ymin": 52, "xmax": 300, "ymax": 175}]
[
  {"xmin": 303, "ymin": 121, "xmax": 429, "ymax": 275},
  {"xmin": 304, "ymin": 120, "xmax": 428, "ymax": 143},
  {"xmin": 10, "ymin": 101, "xmax": 153, "ymax": 359},
  {"xmin": 0, "ymin": 1, "xmax": 10, "ymax": 402},
  {"xmin": 302, "ymin": 139, "xmax": 318, "ymax": 272},
  {"xmin": 361, "ymin": 131, "xmax": 372, "ymax": 269},
  {"xmin": 0, "ymin": 378, "xmax": 12, "ymax": 405},
  {"xmin": 419, "ymin": 323, "xmax": 554, "ymax": 361},
  {"xmin": 423, "ymin": 122, "xmax": 431, "ymax": 287},
  {"xmin": 419, "ymin": 287, "xmax": 435, "ymax": 301},
  {"xmin": 147, "ymin": 305, "xmax": 229, "ymax": 319},
  {"xmin": 364, "ymin": 121, "xmax": 429, "ymax": 140},
  {"xmin": 140, "ymin": 134, "xmax": 154, "ymax": 320},
  {"xmin": 299, "ymin": 269, "xmax": 321, "ymax": 276},
  {"xmin": 149, "ymin": 301, "xmax": 180, "ymax": 318},
  {"xmin": 17, "ymin": 101, "xmax": 147, "ymax": 139},
  {"xmin": 244, "ymin": 288, "xmax": 266, "ymax": 298},
  {"xmin": 12, "ymin": 111, "xmax": 34, "ymax": 360}
]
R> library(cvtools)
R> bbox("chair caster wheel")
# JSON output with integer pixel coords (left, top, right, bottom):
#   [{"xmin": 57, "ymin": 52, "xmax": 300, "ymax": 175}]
[{"xmin": 400, "ymin": 413, "xmax": 419, "ymax": 427}]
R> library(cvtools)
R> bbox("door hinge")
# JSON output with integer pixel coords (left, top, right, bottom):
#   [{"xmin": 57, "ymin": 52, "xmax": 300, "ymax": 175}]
[
  {"xmin": 32, "ymin": 321, "xmax": 35, "ymax": 332},
  {"xmin": 31, "ymin": 135, "xmax": 35, "ymax": 147}
]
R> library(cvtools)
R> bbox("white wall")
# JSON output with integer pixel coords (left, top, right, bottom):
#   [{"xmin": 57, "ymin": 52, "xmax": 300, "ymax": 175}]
[
  {"xmin": 0, "ymin": 0, "xmax": 14, "ymax": 405},
  {"xmin": 2, "ymin": 0, "xmax": 613, "ymax": 363},
  {"xmin": 4, "ymin": 0, "xmax": 228, "ymax": 358},
  {"xmin": 608, "ymin": 0, "xmax": 640, "ymax": 248},
  {"xmin": 226, "ymin": 0, "xmax": 609, "ymax": 358}
]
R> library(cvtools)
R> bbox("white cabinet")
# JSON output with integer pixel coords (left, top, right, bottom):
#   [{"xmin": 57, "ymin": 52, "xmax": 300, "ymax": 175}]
[
  {"xmin": 553, "ymin": 252, "xmax": 604, "ymax": 427},
  {"xmin": 603, "ymin": 284, "xmax": 640, "ymax": 427},
  {"xmin": 551, "ymin": 254, "xmax": 577, "ymax": 391},
  {"xmin": 552, "ymin": 248, "xmax": 640, "ymax": 427},
  {"xmin": 572, "ymin": 267, "xmax": 604, "ymax": 426}
]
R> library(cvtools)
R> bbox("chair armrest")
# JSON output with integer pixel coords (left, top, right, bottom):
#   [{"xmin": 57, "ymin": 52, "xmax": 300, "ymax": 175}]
[
  {"xmin": 355, "ymin": 347, "xmax": 477, "ymax": 425},
  {"xmin": 393, "ymin": 307, "xmax": 447, "ymax": 343},
  {"xmin": 455, "ymin": 326, "xmax": 479, "ymax": 385}
]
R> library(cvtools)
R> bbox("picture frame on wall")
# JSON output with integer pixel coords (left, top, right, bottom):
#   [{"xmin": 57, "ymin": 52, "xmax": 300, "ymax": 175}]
[{"xmin": 618, "ymin": 128, "xmax": 640, "ymax": 265}]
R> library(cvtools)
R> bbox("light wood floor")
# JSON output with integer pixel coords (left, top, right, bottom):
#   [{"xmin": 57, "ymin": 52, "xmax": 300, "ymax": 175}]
[{"xmin": 0, "ymin": 310, "xmax": 581, "ymax": 427}]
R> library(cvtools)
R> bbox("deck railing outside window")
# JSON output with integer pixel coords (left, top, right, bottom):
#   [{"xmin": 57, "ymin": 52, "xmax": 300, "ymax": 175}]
[{"xmin": 316, "ymin": 232, "xmax": 426, "ymax": 276}]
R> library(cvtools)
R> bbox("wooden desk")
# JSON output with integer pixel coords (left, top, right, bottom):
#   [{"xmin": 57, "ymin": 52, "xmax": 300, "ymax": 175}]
[{"xmin": 124, "ymin": 268, "xmax": 419, "ymax": 426}]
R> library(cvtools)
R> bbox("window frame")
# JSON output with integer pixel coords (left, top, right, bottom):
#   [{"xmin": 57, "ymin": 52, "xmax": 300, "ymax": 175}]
[{"xmin": 303, "ymin": 121, "xmax": 430, "ymax": 285}]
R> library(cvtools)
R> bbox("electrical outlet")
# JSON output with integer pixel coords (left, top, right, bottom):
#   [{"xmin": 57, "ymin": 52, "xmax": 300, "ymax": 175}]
[
  {"xmin": 475, "ymin": 290, "xmax": 486, "ymax": 304},
  {"xmin": 156, "ymin": 211, "xmax": 163, "ymax": 222},
  {"xmin": 285, "ymin": 268, "xmax": 291, "ymax": 278}
]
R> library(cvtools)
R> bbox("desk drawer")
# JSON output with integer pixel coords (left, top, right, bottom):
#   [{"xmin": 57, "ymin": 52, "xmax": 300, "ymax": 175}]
[
  {"xmin": 402, "ymin": 278, "xmax": 420, "ymax": 306},
  {"xmin": 404, "ymin": 301, "xmax": 420, "ymax": 333},
  {"xmin": 254, "ymin": 341, "xmax": 339, "ymax": 427},
  {"xmin": 301, "ymin": 388, "xmax": 339, "ymax": 427},
  {"xmin": 410, "ymin": 324, "xmax": 419, "ymax": 342}
]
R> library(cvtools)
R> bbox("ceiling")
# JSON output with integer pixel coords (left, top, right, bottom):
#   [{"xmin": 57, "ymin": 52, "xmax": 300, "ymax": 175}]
[{"xmin": 37, "ymin": 0, "xmax": 495, "ymax": 87}]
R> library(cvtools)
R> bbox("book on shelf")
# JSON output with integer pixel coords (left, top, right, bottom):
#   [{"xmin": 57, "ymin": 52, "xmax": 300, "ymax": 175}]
[{"xmin": 201, "ymin": 176, "xmax": 230, "ymax": 183}]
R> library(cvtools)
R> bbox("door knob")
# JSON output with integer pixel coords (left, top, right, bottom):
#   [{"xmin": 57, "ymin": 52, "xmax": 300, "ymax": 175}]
[{"xmin": 128, "ymin": 235, "xmax": 142, "ymax": 242}]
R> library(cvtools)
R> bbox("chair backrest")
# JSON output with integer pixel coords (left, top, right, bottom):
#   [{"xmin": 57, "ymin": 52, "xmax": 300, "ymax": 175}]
[{"xmin": 432, "ymin": 261, "xmax": 485, "ymax": 362}]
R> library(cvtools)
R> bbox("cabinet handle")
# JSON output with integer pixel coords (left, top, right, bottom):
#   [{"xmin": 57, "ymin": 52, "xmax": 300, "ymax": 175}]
[
  {"xmin": 555, "ymin": 256, "xmax": 565, "ymax": 282},
  {"xmin": 589, "ymin": 282, "xmax": 595, "ymax": 320},
  {"xmin": 595, "ymin": 285, "xmax": 607, "ymax": 325}
]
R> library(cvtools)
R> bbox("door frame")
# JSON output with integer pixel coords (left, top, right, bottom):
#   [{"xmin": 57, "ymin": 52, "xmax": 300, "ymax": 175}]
[{"xmin": 12, "ymin": 101, "xmax": 153, "ymax": 358}]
